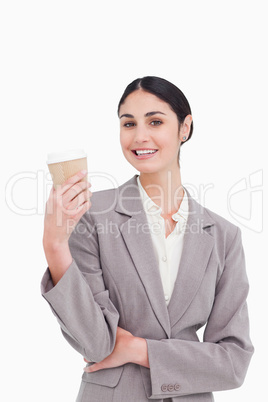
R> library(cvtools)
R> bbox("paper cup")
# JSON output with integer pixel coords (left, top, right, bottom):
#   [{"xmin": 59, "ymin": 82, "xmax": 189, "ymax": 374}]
[{"xmin": 47, "ymin": 149, "xmax": 88, "ymax": 188}]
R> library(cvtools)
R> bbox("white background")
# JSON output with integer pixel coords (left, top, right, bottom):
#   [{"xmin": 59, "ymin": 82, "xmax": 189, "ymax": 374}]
[{"xmin": 1, "ymin": 1, "xmax": 267, "ymax": 401}]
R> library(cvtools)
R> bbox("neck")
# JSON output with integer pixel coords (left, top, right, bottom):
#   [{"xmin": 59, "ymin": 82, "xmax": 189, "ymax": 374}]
[{"xmin": 139, "ymin": 168, "xmax": 184, "ymax": 216}]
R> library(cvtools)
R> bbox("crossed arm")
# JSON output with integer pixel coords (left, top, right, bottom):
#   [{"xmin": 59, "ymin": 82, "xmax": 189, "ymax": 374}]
[{"xmin": 83, "ymin": 326, "xmax": 149, "ymax": 373}]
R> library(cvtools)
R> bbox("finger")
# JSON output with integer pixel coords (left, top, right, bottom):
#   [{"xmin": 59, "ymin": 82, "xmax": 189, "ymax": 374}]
[
  {"xmin": 65, "ymin": 199, "xmax": 91, "ymax": 222},
  {"xmin": 57, "ymin": 170, "xmax": 88, "ymax": 195},
  {"xmin": 84, "ymin": 363, "xmax": 100, "ymax": 373},
  {"xmin": 73, "ymin": 200, "xmax": 91, "ymax": 221},
  {"xmin": 83, "ymin": 365, "xmax": 92, "ymax": 373},
  {"xmin": 63, "ymin": 181, "xmax": 91, "ymax": 204},
  {"xmin": 64, "ymin": 189, "xmax": 91, "ymax": 214}
]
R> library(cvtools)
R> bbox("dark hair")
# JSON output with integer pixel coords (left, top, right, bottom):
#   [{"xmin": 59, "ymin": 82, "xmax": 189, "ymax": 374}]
[{"xmin": 117, "ymin": 76, "xmax": 193, "ymax": 156}]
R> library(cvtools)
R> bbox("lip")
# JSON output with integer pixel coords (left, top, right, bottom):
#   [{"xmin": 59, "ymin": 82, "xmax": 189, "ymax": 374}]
[{"xmin": 131, "ymin": 149, "xmax": 158, "ymax": 160}]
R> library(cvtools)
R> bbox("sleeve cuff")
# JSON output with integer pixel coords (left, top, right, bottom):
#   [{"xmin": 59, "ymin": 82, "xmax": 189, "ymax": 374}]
[{"xmin": 40, "ymin": 259, "xmax": 86, "ymax": 301}]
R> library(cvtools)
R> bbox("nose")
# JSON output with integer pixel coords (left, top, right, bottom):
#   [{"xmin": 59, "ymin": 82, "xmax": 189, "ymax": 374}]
[{"xmin": 134, "ymin": 125, "xmax": 150, "ymax": 144}]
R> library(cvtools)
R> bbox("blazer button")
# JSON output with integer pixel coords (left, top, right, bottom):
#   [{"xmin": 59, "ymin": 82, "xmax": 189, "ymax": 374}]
[
  {"xmin": 174, "ymin": 383, "xmax": 180, "ymax": 391},
  {"xmin": 161, "ymin": 384, "xmax": 168, "ymax": 392},
  {"xmin": 167, "ymin": 384, "xmax": 174, "ymax": 392}
]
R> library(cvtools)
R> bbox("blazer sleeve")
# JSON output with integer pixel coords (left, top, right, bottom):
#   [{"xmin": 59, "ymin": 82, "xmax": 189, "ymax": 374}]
[
  {"xmin": 145, "ymin": 227, "xmax": 254, "ymax": 399},
  {"xmin": 41, "ymin": 213, "xmax": 120, "ymax": 363}
]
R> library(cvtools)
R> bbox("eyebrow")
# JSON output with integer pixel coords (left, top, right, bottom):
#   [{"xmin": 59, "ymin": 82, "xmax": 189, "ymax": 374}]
[{"xmin": 119, "ymin": 111, "xmax": 166, "ymax": 119}]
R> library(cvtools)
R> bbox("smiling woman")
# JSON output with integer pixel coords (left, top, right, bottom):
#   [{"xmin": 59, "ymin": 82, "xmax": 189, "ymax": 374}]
[{"xmin": 41, "ymin": 76, "xmax": 254, "ymax": 402}]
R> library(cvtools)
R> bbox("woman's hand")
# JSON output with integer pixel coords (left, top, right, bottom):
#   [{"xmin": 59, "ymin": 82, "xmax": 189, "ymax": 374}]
[
  {"xmin": 43, "ymin": 170, "xmax": 91, "ymax": 247},
  {"xmin": 43, "ymin": 170, "xmax": 92, "ymax": 285},
  {"xmin": 83, "ymin": 327, "xmax": 149, "ymax": 373}
]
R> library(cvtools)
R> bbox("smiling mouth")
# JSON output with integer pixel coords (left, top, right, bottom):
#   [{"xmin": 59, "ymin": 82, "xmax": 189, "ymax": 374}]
[{"xmin": 132, "ymin": 149, "xmax": 158, "ymax": 156}]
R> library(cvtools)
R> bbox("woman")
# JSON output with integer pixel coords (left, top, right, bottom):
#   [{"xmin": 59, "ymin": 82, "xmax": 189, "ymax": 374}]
[{"xmin": 42, "ymin": 76, "xmax": 254, "ymax": 401}]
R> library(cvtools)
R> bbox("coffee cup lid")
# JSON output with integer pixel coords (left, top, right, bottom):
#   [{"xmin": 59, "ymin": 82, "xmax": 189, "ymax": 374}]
[{"xmin": 47, "ymin": 149, "xmax": 87, "ymax": 164}]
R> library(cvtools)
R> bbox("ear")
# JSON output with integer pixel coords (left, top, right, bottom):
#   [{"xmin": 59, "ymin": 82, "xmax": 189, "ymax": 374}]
[{"xmin": 179, "ymin": 114, "xmax": 193, "ymax": 142}]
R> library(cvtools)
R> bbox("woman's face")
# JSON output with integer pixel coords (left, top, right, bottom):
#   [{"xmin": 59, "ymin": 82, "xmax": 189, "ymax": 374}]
[{"xmin": 119, "ymin": 90, "xmax": 184, "ymax": 175}]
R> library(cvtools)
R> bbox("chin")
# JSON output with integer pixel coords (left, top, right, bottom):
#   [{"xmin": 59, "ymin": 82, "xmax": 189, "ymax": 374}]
[{"xmin": 134, "ymin": 166, "xmax": 159, "ymax": 175}]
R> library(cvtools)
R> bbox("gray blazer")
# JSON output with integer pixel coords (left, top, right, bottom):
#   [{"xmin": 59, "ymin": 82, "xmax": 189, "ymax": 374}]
[{"xmin": 41, "ymin": 175, "xmax": 254, "ymax": 402}]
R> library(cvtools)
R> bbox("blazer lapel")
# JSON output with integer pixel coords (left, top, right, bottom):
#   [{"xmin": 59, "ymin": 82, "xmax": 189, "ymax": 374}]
[
  {"xmin": 168, "ymin": 191, "xmax": 215, "ymax": 328},
  {"xmin": 115, "ymin": 176, "xmax": 171, "ymax": 338}
]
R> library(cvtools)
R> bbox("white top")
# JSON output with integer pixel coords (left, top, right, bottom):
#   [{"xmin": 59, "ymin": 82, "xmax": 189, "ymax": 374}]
[{"xmin": 137, "ymin": 176, "xmax": 189, "ymax": 305}]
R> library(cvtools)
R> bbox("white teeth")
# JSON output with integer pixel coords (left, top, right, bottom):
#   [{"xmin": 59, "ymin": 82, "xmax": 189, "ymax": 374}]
[{"xmin": 136, "ymin": 149, "xmax": 157, "ymax": 155}]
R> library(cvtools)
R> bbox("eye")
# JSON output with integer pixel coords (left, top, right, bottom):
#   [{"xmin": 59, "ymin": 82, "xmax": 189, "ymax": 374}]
[
  {"xmin": 123, "ymin": 122, "xmax": 135, "ymax": 128},
  {"xmin": 150, "ymin": 120, "xmax": 162, "ymax": 126}
]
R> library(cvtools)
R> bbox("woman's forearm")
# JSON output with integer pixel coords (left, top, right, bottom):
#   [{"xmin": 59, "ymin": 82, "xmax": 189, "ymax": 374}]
[{"xmin": 43, "ymin": 240, "xmax": 73, "ymax": 285}]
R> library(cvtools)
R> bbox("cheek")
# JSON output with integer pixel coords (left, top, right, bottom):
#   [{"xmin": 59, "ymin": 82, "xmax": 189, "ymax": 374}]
[
  {"xmin": 120, "ymin": 132, "xmax": 130, "ymax": 153},
  {"xmin": 159, "ymin": 133, "xmax": 179, "ymax": 151},
  {"xmin": 168, "ymin": 129, "xmax": 180, "ymax": 148},
  {"xmin": 119, "ymin": 132, "xmax": 125, "ymax": 148}
]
